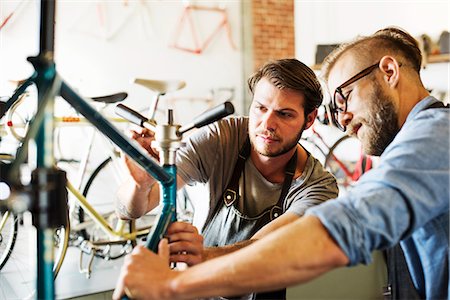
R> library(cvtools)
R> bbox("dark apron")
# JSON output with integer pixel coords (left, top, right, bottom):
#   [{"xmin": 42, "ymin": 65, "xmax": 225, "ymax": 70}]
[{"xmin": 203, "ymin": 138, "xmax": 297, "ymax": 300}]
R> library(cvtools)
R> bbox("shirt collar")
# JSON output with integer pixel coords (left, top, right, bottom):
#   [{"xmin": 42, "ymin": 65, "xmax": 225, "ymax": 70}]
[{"xmin": 405, "ymin": 96, "xmax": 440, "ymax": 124}]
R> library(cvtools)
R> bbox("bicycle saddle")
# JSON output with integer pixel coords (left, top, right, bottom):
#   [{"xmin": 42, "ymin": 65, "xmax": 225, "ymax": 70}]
[
  {"xmin": 89, "ymin": 92, "xmax": 128, "ymax": 104},
  {"xmin": 133, "ymin": 78, "xmax": 186, "ymax": 94}
]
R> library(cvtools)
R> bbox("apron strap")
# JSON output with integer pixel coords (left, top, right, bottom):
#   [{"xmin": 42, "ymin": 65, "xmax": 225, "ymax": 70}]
[
  {"xmin": 269, "ymin": 148, "xmax": 297, "ymax": 220},
  {"xmin": 223, "ymin": 137, "xmax": 251, "ymax": 206},
  {"xmin": 222, "ymin": 136, "xmax": 298, "ymax": 221}
]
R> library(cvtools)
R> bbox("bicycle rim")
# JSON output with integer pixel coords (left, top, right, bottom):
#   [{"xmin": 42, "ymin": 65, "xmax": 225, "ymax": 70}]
[
  {"xmin": 6, "ymin": 93, "xmax": 35, "ymax": 142},
  {"xmin": 0, "ymin": 211, "xmax": 18, "ymax": 271},
  {"xmin": 78, "ymin": 157, "xmax": 133, "ymax": 259},
  {"xmin": 0, "ymin": 212, "xmax": 69, "ymax": 299}
]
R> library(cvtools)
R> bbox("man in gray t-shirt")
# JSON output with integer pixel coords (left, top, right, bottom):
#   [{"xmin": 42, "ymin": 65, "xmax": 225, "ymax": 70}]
[
  {"xmin": 116, "ymin": 59, "xmax": 338, "ymax": 299},
  {"xmin": 177, "ymin": 116, "xmax": 337, "ymax": 249}
]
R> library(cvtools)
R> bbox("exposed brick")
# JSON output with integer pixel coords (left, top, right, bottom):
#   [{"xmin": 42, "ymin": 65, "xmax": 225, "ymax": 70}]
[{"xmin": 251, "ymin": 0, "xmax": 294, "ymax": 71}]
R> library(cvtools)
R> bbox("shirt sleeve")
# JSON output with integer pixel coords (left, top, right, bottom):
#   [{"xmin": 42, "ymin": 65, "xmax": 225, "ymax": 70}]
[
  {"xmin": 306, "ymin": 108, "xmax": 449, "ymax": 266},
  {"xmin": 285, "ymin": 156, "xmax": 339, "ymax": 216},
  {"xmin": 176, "ymin": 117, "xmax": 245, "ymax": 186},
  {"xmin": 176, "ymin": 122, "xmax": 222, "ymax": 185}
]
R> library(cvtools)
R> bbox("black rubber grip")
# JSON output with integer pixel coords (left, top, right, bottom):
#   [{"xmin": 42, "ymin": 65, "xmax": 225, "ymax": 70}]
[
  {"xmin": 193, "ymin": 101, "xmax": 234, "ymax": 128},
  {"xmin": 115, "ymin": 103, "xmax": 147, "ymax": 127}
]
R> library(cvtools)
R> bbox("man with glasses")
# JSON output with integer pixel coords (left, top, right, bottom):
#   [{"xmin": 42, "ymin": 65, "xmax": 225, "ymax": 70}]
[{"xmin": 113, "ymin": 27, "xmax": 448, "ymax": 300}]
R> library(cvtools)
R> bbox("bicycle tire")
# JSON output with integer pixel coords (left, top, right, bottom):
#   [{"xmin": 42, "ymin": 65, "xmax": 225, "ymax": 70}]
[
  {"xmin": 0, "ymin": 211, "xmax": 18, "ymax": 270},
  {"xmin": 324, "ymin": 135, "xmax": 360, "ymax": 192},
  {"xmin": 78, "ymin": 156, "xmax": 112, "ymax": 240},
  {"xmin": 5, "ymin": 93, "xmax": 33, "ymax": 142},
  {"xmin": 78, "ymin": 156, "xmax": 134, "ymax": 260},
  {"xmin": 0, "ymin": 210, "xmax": 69, "ymax": 299}
]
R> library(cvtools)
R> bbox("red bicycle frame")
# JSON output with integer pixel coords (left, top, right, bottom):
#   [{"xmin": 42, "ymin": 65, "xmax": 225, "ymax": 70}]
[{"xmin": 170, "ymin": 4, "xmax": 237, "ymax": 54}]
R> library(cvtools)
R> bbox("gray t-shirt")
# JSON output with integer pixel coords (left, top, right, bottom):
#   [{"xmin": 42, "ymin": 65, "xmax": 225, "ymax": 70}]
[{"xmin": 177, "ymin": 116, "xmax": 338, "ymax": 231}]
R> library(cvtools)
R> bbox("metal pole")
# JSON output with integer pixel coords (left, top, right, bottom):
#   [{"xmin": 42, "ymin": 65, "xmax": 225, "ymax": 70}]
[{"xmin": 35, "ymin": 1, "xmax": 57, "ymax": 299}]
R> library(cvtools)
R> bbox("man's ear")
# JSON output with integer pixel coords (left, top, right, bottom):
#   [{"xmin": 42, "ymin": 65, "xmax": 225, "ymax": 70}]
[
  {"xmin": 379, "ymin": 56, "xmax": 400, "ymax": 88},
  {"xmin": 304, "ymin": 108, "xmax": 317, "ymax": 130}
]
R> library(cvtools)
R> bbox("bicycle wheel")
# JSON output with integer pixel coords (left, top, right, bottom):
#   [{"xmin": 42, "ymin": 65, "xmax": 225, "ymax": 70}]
[
  {"xmin": 78, "ymin": 156, "xmax": 113, "ymax": 241},
  {"xmin": 0, "ymin": 211, "xmax": 18, "ymax": 270},
  {"xmin": 77, "ymin": 156, "xmax": 134, "ymax": 260},
  {"xmin": 324, "ymin": 135, "xmax": 364, "ymax": 194},
  {"xmin": 0, "ymin": 211, "xmax": 69, "ymax": 299},
  {"xmin": 5, "ymin": 93, "xmax": 35, "ymax": 142}
]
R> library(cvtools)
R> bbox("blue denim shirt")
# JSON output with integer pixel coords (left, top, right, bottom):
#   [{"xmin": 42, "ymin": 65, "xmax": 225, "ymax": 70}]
[{"xmin": 307, "ymin": 96, "xmax": 449, "ymax": 299}]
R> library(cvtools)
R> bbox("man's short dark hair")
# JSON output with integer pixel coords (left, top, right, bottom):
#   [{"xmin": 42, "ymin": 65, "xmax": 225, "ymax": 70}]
[{"xmin": 248, "ymin": 58, "xmax": 323, "ymax": 116}]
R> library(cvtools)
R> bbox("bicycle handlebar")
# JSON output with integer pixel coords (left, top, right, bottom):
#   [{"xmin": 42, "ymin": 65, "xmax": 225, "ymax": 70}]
[
  {"xmin": 178, "ymin": 101, "xmax": 234, "ymax": 134},
  {"xmin": 115, "ymin": 103, "xmax": 150, "ymax": 128},
  {"xmin": 115, "ymin": 101, "xmax": 235, "ymax": 135}
]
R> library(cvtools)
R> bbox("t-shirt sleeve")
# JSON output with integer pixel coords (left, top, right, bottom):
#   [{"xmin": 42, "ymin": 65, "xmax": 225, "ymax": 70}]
[
  {"xmin": 176, "ymin": 123, "xmax": 221, "ymax": 185},
  {"xmin": 285, "ymin": 156, "xmax": 339, "ymax": 216},
  {"xmin": 176, "ymin": 117, "xmax": 246, "ymax": 186}
]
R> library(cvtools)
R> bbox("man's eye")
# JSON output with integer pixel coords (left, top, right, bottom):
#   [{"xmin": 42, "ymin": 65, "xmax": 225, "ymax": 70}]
[
  {"xmin": 335, "ymin": 93, "xmax": 345, "ymax": 105},
  {"xmin": 278, "ymin": 111, "xmax": 293, "ymax": 118}
]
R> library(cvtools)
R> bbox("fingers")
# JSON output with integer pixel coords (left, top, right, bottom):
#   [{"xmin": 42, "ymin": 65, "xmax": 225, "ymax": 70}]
[
  {"xmin": 165, "ymin": 222, "xmax": 204, "ymax": 266},
  {"xmin": 128, "ymin": 129, "xmax": 159, "ymax": 160},
  {"xmin": 114, "ymin": 245, "xmax": 176, "ymax": 300},
  {"xmin": 166, "ymin": 221, "xmax": 199, "ymax": 234},
  {"xmin": 169, "ymin": 252, "xmax": 203, "ymax": 266},
  {"xmin": 158, "ymin": 238, "xmax": 170, "ymax": 265},
  {"xmin": 113, "ymin": 248, "xmax": 140, "ymax": 300},
  {"xmin": 112, "ymin": 274, "xmax": 125, "ymax": 299},
  {"xmin": 168, "ymin": 237, "xmax": 203, "ymax": 254}
]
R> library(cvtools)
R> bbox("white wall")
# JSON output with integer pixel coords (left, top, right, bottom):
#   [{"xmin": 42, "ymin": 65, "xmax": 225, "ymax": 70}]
[
  {"xmin": 0, "ymin": 0, "xmax": 245, "ymax": 117},
  {"xmin": 294, "ymin": 0, "xmax": 450, "ymax": 92}
]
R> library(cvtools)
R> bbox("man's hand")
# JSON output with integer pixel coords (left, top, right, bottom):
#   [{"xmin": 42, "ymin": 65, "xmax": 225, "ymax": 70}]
[
  {"xmin": 122, "ymin": 128, "xmax": 159, "ymax": 186},
  {"xmin": 166, "ymin": 222, "xmax": 204, "ymax": 266},
  {"xmin": 113, "ymin": 241, "xmax": 176, "ymax": 300},
  {"xmin": 129, "ymin": 128, "xmax": 159, "ymax": 160}
]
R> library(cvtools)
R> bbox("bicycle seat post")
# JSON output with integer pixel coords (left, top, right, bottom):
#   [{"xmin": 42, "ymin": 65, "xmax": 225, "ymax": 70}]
[
  {"xmin": 148, "ymin": 92, "xmax": 163, "ymax": 120},
  {"xmin": 132, "ymin": 78, "xmax": 186, "ymax": 122}
]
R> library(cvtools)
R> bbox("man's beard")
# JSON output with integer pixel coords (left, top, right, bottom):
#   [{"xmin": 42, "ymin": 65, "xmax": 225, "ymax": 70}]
[
  {"xmin": 250, "ymin": 124, "xmax": 305, "ymax": 157},
  {"xmin": 357, "ymin": 82, "xmax": 400, "ymax": 156}
]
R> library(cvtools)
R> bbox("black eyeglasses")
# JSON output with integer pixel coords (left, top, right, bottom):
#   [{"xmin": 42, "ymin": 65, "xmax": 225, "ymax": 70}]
[{"xmin": 330, "ymin": 61, "xmax": 380, "ymax": 131}]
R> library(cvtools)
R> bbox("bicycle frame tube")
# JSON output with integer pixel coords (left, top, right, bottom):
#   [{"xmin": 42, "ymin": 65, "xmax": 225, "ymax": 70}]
[
  {"xmin": 144, "ymin": 165, "xmax": 177, "ymax": 251},
  {"xmin": 60, "ymin": 81, "xmax": 177, "ymax": 253},
  {"xmin": 0, "ymin": 73, "xmax": 36, "ymax": 118},
  {"xmin": 60, "ymin": 82, "xmax": 173, "ymax": 186},
  {"xmin": 66, "ymin": 181, "xmax": 150, "ymax": 240},
  {"xmin": 0, "ymin": 211, "xmax": 11, "ymax": 232}
]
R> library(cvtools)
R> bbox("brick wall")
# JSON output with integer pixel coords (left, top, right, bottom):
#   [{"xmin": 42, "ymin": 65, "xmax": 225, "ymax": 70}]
[{"xmin": 251, "ymin": 0, "xmax": 295, "ymax": 71}]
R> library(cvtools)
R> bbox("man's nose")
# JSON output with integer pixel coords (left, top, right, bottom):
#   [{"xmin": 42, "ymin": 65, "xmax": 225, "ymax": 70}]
[
  {"xmin": 262, "ymin": 111, "xmax": 278, "ymax": 130},
  {"xmin": 338, "ymin": 111, "xmax": 353, "ymax": 130}
]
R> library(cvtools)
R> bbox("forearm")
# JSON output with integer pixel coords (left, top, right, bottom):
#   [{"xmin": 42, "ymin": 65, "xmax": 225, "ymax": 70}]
[
  {"xmin": 203, "ymin": 240, "xmax": 256, "ymax": 261},
  {"xmin": 116, "ymin": 177, "xmax": 158, "ymax": 219},
  {"xmin": 169, "ymin": 215, "xmax": 349, "ymax": 299}
]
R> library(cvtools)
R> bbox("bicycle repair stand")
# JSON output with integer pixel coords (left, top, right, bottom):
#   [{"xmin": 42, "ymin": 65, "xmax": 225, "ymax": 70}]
[
  {"xmin": 2, "ymin": 2, "xmax": 234, "ymax": 299},
  {"xmin": 2, "ymin": 1, "xmax": 166, "ymax": 299}
]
